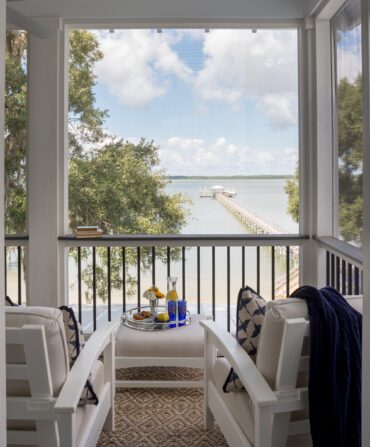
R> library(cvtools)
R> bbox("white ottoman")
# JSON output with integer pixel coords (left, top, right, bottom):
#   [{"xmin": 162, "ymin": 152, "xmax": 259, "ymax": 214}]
[{"xmin": 115, "ymin": 314, "xmax": 207, "ymax": 388}]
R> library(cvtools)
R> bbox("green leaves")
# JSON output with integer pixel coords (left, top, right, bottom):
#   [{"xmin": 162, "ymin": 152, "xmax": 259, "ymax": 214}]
[
  {"xmin": 5, "ymin": 29, "xmax": 190, "ymax": 301},
  {"xmin": 284, "ymin": 76, "xmax": 364, "ymax": 245},
  {"xmin": 68, "ymin": 30, "xmax": 108, "ymax": 146},
  {"xmin": 337, "ymin": 76, "xmax": 363, "ymax": 245},
  {"xmin": 69, "ymin": 139, "xmax": 189, "ymax": 235},
  {"xmin": 5, "ymin": 31, "xmax": 27, "ymax": 234},
  {"xmin": 284, "ymin": 165, "xmax": 299, "ymax": 224}
]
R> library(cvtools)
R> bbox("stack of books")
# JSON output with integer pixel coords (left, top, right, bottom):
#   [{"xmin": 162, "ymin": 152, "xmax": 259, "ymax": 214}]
[{"xmin": 75, "ymin": 226, "xmax": 104, "ymax": 238}]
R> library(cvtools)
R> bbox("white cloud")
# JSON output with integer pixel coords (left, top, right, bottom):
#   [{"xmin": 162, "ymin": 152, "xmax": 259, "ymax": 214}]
[
  {"xmin": 259, "ymin": 94, "xmax": 297, "ymax": 129},
  {"xmin": 95, "ymin": 29, "xmax": 299, "ymax": 128},
  {"xmin": 337, "ymin": 49, "xmax": 362, "ymax": 83},
  {"xmin": 159, "ymin": 136, "xmax": 297, "ymax": 176},
  {"xmin": 95, "ymin": 30, "xmax": 193, "ymax": 108},
  {"xmin": 194, "ymin": 29, "xmax": 298, "ymax": 128}
]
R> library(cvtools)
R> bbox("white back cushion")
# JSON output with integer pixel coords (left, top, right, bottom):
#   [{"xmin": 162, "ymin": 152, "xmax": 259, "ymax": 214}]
[
  {"xmin": 6, "ymin": 306, "xmax": 69, "ymax": 396},
  {"xmin": 256, "ymin": 298, "xmax": 309, "ymax": 389},
  {"xmin": 256, "ymin": 294, "xmax": 363, "ymax": 390}
]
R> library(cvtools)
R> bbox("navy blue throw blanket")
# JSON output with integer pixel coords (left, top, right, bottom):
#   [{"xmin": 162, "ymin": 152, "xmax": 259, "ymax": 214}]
[{"xmin": 290, "ymin": 286, "xmax": 362, "ymax": 447}]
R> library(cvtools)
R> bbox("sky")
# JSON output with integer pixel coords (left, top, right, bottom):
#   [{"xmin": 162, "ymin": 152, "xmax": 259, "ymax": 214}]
[{"xmin": 92, "ymin": 28, "xmax": 300, "ymax": 176}]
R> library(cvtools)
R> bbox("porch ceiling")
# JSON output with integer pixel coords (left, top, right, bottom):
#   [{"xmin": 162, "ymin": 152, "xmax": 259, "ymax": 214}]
[{"xmin": 7, "ymin": 0, "xmax": 323, "ymax": 23}]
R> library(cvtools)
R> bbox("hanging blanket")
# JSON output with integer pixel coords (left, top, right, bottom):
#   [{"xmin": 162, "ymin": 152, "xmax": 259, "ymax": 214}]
[{"xmin": 291, "ymin": 286, "xmax": 362, "ymax": 447}]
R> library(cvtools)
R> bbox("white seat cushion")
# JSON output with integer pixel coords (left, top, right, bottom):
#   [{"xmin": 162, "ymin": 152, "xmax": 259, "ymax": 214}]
[
  {"xmin": 116, "ymin": 314, "xmax": 206, "ymax": 358},
  {"xmin": 6, "ymin": 306, "xmax": 69, "ymax": 396}
]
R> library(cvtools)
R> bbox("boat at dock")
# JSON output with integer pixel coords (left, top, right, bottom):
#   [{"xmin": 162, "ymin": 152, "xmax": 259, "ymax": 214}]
[
  {"xmin": 199, "ymin": 185, "xmax": 238, "ymax": 198},
  {"xmin": 223, "ymin": 189, "xmax": 237, "ymax": 197},
  {"xmin": 210, "ymin": 185, "xmax": 237, "ymax": 198}
]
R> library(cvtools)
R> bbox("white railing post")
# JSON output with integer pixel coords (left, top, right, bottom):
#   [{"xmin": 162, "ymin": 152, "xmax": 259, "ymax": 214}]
[
  {"xmin": 0, "ymin": 0, "xmax": 6, "ymax": 443},
  {"xmin": 27, "ymin": 18, "xmax": 68, "ymax": 307}
]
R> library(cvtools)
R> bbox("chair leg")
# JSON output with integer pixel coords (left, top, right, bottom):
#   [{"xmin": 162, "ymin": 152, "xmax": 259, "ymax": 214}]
[
  {"xmin": 205, "ymin": 404, "xmax": 215, "ymax": 430},
  {"xmin": 204, "ymin": 332, "xmax": 216, "ymax": 431},
  {"xmin": 103, "ymin": 336, "xmax": 115, "ymax": 432},
  {"xmin": 255, "ymin": 406, "xmax": 273, "ymax": 447},
  {"xmin": 103, "ymin": 408, "xmax": 114, "ymax": 433},
  {"xmin": 271, "ymin": 413, "xmax": 291, "ymax": 447},
  {"xmin": 36, "ymin": 421, "xmax": 59, "ymax": 447},
  {"xmin": 58, "ymin": 413, "xmax": 75, "ymax": 447}
]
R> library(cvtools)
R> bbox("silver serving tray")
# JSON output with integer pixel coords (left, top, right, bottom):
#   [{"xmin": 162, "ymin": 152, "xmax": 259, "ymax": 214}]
[{"xmin": 122, "ymin": 305, "xmax": 191, "ymax": 331}]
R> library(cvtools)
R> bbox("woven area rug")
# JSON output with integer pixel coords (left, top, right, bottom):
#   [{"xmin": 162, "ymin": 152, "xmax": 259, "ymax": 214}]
[{"xmin": 97, "ymin": 368, "xmax": 228, "ymax": 446}]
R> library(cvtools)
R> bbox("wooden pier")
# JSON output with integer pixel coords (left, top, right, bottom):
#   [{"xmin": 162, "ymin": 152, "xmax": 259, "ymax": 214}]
[
  {"xmin": 199, "ymin": 188, "xmax": 212, "ymax": 198},
  {"xmin": 215, "ymin": 193, "xmax": 299, "ymax": 258}
]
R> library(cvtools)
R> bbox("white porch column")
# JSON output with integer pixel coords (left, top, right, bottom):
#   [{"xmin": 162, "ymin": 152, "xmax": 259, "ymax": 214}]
[
  {"xmin": 0, "ymin": 0, "xmax": 6, "ymax": 442},
  {"xmin": 312, "ymin": 19, "xmax": 336, "ymax": 287},
  {"xmin": 361, "ymin": 0, "xmax": 370, "ymax": 444},
  {"xmin": 27, "ymin": 18, "xmax": 68, "ymax": 307},
  {"xmin": 299, "ymin": 18, "xmax": 319, "ymax": 286}
]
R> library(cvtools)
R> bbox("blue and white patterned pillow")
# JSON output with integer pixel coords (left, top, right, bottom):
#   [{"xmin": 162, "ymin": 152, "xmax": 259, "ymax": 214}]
[
  {"xmin": 223, "ymin": 286, "xmax": 266, "ymax": 393},
  {"xmin": 59, "ymin": 306, "xmax": 99, "ymax": 406}
]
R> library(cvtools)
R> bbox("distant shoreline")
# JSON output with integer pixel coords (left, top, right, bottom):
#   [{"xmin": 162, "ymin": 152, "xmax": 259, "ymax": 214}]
[{"xmin": 168, "ymin": 175, "xmax": 293, "ymax": 180}]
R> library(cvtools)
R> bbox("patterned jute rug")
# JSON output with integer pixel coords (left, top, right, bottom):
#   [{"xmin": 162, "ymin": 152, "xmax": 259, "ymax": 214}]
[{"xmin": 97, "ymin": 367, "xmax": 228, "ymax": 447}]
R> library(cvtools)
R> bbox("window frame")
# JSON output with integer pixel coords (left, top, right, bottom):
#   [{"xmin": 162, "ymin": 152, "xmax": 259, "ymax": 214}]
[{"xmin": 65, "ymin": 21, "xmax": 305, "ymax": 237}]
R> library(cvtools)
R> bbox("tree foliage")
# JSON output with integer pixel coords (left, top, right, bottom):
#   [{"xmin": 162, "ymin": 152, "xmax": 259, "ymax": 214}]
[
  {"xmin": 285, "ymin": 75, "xmax": 363, "ymax": 245},
  {"xmin": 5, "ymin": 30, "xmax": 109, "ymax": 232},
  {"xmin": 284, "ymin": 165, "xmax": 299, "ymax": 223},
  {"xmin": 69, "ymin": 139, "xmax": 188, "ymax": 234},
  {"xmin": 69, "ymin": 138, "xmax": 189, "ymax": 299},
  {"xmin": 5, "ymin": 29, "xmax": 189, "ymax": 300},
  {"xmin": 68, "ymin": 30, "xmax": 108, "ymax": 156},
  {"xmin": 337, "ymin": 75, "xmax": 363, "ymax": 245},
  {"xmin": 5, "ymin": 31, "xmax": 27, "ymax": 234}
]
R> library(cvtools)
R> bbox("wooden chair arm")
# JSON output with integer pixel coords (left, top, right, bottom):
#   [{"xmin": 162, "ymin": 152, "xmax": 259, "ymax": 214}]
[
  {"xmin": 55, "ymin": 321, "xmax": 119, "ymax": 414},
  {"xmin": 201, "ymin": 320, "xmax": 277, "ymax": 407}
]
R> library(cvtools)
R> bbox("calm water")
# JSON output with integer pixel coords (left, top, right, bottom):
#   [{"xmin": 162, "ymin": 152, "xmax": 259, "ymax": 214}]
[
  {"xmin": 65, "ymin": 178, "xmax": 299, "ymax": 331},
  {"xmin": 7, "ymin": 178, "xmax": 299, "ymax": 331},
  {"xmin": 165, "ymin": 178, "xmax": 298, "ymax": 234}
]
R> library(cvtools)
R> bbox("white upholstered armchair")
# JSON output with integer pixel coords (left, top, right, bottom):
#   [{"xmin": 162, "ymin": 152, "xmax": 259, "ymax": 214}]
[
  {"xmin": 201, "ymin": 296, "xmax": 362, "ymax": 447},
  {"xmin": 5, "ymin": 306, "xmax": 118, "ymax": 447}
]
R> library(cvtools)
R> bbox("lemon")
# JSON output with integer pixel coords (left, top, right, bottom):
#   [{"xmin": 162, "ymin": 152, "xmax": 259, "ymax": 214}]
[
  {"xmin": 157, "ymin": 312, "xmax": 169, "ymax": 322},
  {"xmin": 149, "ymin": 286, "xmax": 165, "ymax": 298}
]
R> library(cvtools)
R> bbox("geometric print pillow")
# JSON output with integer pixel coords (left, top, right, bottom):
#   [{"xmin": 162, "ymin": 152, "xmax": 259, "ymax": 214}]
[
  {"xmin": 59, "ymin": 306, "xmax": 99, "ymax": 406},
  {"xmin": 223, "ymin": 286, "xmax": 267, "ymax": 393},
  {"xmin": 59, "ymin": 305, "xmax": 85, "ymax": 365}
]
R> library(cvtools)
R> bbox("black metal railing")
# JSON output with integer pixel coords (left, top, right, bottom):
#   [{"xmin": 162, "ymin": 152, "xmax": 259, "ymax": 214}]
[
  {"xmin": 5, "ymin": 234, "xmax": 363, "ymax": 331},
  {"xmin": 326, "ymin": 251, "xmax": 363, "ymax": 295},
  {"xmin": 4, "ymin": 236, "xmax": 28, "ymax": 305},
  {"xmin": 60, "ymin": 234, "xmax": 307, "ymax": 332},
  {"xmin": 315, "ymin": 236, "xmax": 363, "ymax": 295}
]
